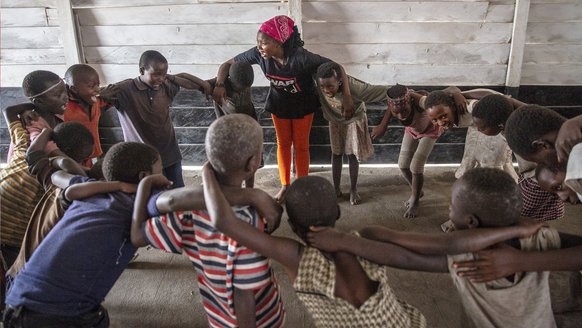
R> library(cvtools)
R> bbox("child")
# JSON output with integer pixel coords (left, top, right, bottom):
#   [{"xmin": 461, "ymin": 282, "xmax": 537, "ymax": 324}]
[
  {"xmin": 131, "ymin": 114, "xmax": 285, "ymax": 328},
  {"xmin": 316, "ymin": 61, "xmax": 387, "ymax": 206},
  {"xmin": 112, "ymin": 50, "xmax": 212, "ymax": 187},
  {"xmin": 425, "ymin": 89, "xmax": 517, "ymax": 180},
  {"xmin": 371, "ymin": 85, "xmax": 466, "ymax": 218},
  {"xmin": 1, "ymin": 105, "xmax": 44, "ymax": 272},
  {"xmin": 64, "ymin": 64, "xmax": 118, "ymax": 167},
  {"xmin": 214, "ymin": 15, "xmax": 355, "ymax": 202},
  {"xmin": 536, "ymin": 163, "xmax": 580, "ymax": 205},
  {"xmin": 203, "ymin": 171, "xmax": 427, "ymax": 327},
  {"xmin": 3, "ymin": 142, "xmax": 162, "ymax": 327},
  {"xmin": 7, "ymin": 122, "xmax": 95, "ymax": 279},
  {"xmin": 308, "ymin": 168, "xmax": 582, "ymax": 328},
  {"xmin": 504, "ymin": 105, "xmax": 566, "ymax": 166},
  {"xmin": 472, "ymin": 94, "xmax": 564, "ymax": 222},
  {"xmin": 208, "ymin": 61, "xmax": 261, "ymax": 188}
]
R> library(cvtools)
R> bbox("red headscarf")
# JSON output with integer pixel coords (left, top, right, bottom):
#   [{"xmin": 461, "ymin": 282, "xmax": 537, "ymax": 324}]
[{"xmin": 259, "ymin": 15, "xmax": 295, "ymax": 44}]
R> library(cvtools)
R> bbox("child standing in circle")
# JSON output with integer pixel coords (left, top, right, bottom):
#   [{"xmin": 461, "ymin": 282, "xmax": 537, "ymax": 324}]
[
  {"xmin": 213, "ymin": 15, "xmax": 354, "ymax": 202},
  {"xmin": 316, "ymin": 62, "xmax": 387, "ymax": 205}
]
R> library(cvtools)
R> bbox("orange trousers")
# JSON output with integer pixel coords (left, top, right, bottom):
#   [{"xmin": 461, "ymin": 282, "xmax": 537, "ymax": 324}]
[{"xmin": 271, "ymin": 113, "xmax": 314, "ymax": 185}]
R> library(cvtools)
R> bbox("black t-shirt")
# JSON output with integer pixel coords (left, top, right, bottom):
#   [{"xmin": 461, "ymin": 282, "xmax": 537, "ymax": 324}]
[{"xmin": 234, "ymin": 47, "xmax": 330, "ymax": 119}]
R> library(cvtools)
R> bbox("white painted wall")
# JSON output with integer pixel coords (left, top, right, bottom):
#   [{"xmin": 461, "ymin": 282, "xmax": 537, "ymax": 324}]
[{"xmin": 1, "ymin": 0, "xmax": 581, "ymax": 87}]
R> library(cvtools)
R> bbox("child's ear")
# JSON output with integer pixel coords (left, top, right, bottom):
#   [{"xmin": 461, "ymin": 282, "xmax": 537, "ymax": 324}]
[
  {"xmin": 69, "ymin": 85, "xmax": 78, "ymax": 95},
  {"xmin": 244, "ymin": 153, "xmax": 260, "ymax": 173},
  {"xmin": 139, "ymin": 67, "xmax": 145, "ymax": 75},
  {"xmin": 498, "ymin": 124, "xmax": 504, "ymax": 131},
  {"xmin": 531, "ymin": 138, "xmax": 552, "ymax": 151},
  {"xmin": 138, "ymin": 170, "xmax": 150, "ymax": 181},
  {"xmin": 467, "ymin": 214, "xmax": 480, "ymax": 229}
]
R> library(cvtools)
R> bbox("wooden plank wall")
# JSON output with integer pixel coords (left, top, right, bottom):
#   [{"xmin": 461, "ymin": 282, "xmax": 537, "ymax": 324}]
[{"xmin": 522, "ymin": 0, "xmax": 582, "ymax": 85}]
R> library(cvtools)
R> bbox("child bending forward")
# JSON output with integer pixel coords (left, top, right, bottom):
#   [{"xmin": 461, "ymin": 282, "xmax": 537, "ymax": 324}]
[
  {"xmin": 309, "ymin": 168, "xmax": 582, "ymax": 328},
  {"xmin": 203, "ymin": 170, "xmax": 427, "ymax": 328}
]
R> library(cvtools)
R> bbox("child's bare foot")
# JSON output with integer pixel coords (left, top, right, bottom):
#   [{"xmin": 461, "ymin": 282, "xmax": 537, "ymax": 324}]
[
  {"xmin": 404, "ymin": 191, "xmax": 424, "ymax": 209},
  {"xmin": 403, "ymin": 201, "xmax": 419, "ymax": 218},
  {"xmin": 350, "ymin": 190, "xmax": 361, "ymax": 205},
  {"xmin": 274, "ymin": 185, "xmax": 289, "ymax": 204}
]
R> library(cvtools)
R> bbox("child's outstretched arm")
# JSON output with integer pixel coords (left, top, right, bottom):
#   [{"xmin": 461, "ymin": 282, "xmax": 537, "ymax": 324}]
[
  {"xmin": 155, "ymin": 185, "xmax": 282, "ymax": 233},
  {"xmin": 202, "ymin": 163, "xmax": 302, "ymax": 280},
  {"xmin": 64, "ymin": 180, "xmax": 139, "ymax": 202},
  {"xmin": 171, "ymin": 73, "xmax": 212, "ymax": 98},
  {"xmin": 556, "ymin": 114, "xmax": 582, "ymax": 162},
  {"xmin": 132, "ymin": 174, "xmax": 174, "ymax": 247},
  {"xmin": 307, "ymin": 227, "xmax": 447, "ymax": 272},
  {"xmin": 455, "ymin": 233, "xmax": 582, "ymax": 283},
  {"xmin": 337, "ymin": 64, "xmax": 354, "ymax": 119},
  {"xmin": 213, "ymin": 58, "xmax": 235, "ymax": 105},
  {"xmin": 353, "ymin": 221, "xmax": 543, "ymax": 255},
  {"xmin": 370, "ymin": 107, "xmax": 392, "ymax": 140},
  {"xmin": 2, "ymin": 103, "xmax": 36, "ymax": 124}
]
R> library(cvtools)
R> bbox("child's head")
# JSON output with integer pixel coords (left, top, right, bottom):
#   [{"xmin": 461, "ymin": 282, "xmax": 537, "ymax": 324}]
[
  {"xmin": 228, "ymin": 62, "xmax": 254, "ymax": 92},
  {"xmin": 102, "ymin": 142, "xmax": 161, "ymax": 183},
  {"xmin": 535, "ymin": 163, "xmax": 580, "ymax": 205},
  {"xmin": 504, "ymin": 105, "xmax": 566, "ymax": 165},
  {"xmin": 257, "ymin": 15, "xmax": 304, "ymax": 59},
  {"xmin": 425, "ymin": 91, "xmax": 457, "ymax": 130},
  {"xmin": 22, "ymin": 70, "xmax": 68, "ymax": 115},
  {"xmin": 316, "ymin": 62, "xmax": 343, "ymax": 98},
  {"xmin": 205, "ymin": 114, "xmax": 263, "ymax": 178},
  {"xmin": 472, "ymin": 94, "xmax": 514, "ymax": 136},
  {"xmin": 450, "ymin": 168, "xmax": 522, "ymax": 230},
  {"xmin": 386, "ymin": 84, "xmax": 412, "ymax": 116},
  {"xmin": 138, "ymin": 50, "xmax": 168, "ymax": 90},
  {"xmin": 52, "ymin": 122, "xmax": 95, "ymax": 163},
  {"xmin": 64, "ymin": 64, "xmax": 101, "ymax": 105},
  {"xmin": 285, "ymin": 176, "xmax": 340, "ymax": 239}
]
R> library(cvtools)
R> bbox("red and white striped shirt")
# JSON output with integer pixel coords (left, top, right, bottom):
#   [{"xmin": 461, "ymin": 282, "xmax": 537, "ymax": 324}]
[{"xmin": 144, "ymin": 206, "xmax": 285, "ymax": 327}]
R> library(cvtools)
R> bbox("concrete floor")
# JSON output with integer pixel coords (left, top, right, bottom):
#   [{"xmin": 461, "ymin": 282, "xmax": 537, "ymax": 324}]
[{"xmin": 104, "ymin": 167, "xmax": 582, "ymax": 327}]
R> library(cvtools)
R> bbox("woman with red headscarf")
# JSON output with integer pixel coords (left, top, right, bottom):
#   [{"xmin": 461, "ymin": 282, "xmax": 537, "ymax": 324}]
[{"xmin": 213, "ymin": 15, "xmax": 354, "ymax": 202}]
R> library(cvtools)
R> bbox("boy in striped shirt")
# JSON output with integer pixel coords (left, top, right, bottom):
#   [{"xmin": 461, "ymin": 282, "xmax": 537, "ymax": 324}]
[{"xmin": 131, "ymin": 114, "xmax": 285, "ymax": 327}]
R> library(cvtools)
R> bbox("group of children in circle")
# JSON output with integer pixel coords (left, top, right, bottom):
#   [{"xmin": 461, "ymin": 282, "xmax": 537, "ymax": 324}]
[{"xmin": 2, "ymin": 14, "xmax": 582, "ymax": 328}]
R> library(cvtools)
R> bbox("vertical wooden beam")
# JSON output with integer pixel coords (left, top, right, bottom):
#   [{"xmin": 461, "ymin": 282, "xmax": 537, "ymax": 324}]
[
  {"xmin": 505, "ymin": 0, "xmax": 531, "ymax": 97},
  {"xmin": 288, "ymin": 0, "xmax": 302, "ymax": 35},
  {"xmin": 56, "ymin": 0, "xmax": 82, "ymax": 66}
]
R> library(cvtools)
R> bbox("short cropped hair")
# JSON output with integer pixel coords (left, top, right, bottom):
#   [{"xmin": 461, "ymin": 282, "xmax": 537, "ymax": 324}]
[
  {"xmin": 229, "ymin": 62, "xmax": 254, "ymax": 88},
  {"xmin": 64, "ymin": 64, "xmax": 98, "ymax": 86},
  {"xmin": 425, "ymin": 90, "xmax": 455, "ymax": 109},
  {"xmin": 316, "ymin": 62, "xmax": 342, "ymax": 80},
  {"xmin": 205, "ymin": 114, "xmax": 262, "ymax": 175},
  {"xmin": 102, "ymin": 142, "xmax": 159, "ymax": 183},
  {"xmin": 504, "ymin": 105, "xmax": 566, "ymax": 157},
  {"xmin": 22, "ymin": 70, "xmax": 61, "ymax": 98},
  {"xmin": 455, "ymin": 168, "xmax": 522, "ymax": 227},
  {"xmin": 53, "ymin": 122, "xmax": 95, "ymax": 162},
  {"xmin": 386, "ymin": 84, "xmax": 407, "ymax": 99},
  {"xmin": 472, "ymin": 95, "xmax": 514, "ymax": 127},
  {"xmin": 285, "ymin": 176, "xmax": 339, "ymax": 230},
  {"xmin": 139, "ymin": 50, "xmax": 168, "ymax": 70}
]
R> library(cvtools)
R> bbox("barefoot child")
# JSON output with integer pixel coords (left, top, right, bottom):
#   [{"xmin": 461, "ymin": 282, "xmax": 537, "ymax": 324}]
[
  {"xmin": 64, "ymin": 64, "xmax": 118, "ymax": 167},
  {"xmin": 131, "ymin": 114, "xmax": 285, "ymax": 328},
  {"xmin": 7, "ymin": 122, "xmax": 95, "ymax": 280},
  {"xmin": 316, "ymin": 61, "xmax": 387, "ymax": 205},
  {"xmin": 471, "ymin": 95, "xmax": 564, "ymax": 222},
  {"xmin": 309, "ymin": 168, "xmax": 582, "ymax": 328},
  {"xmin": 208, "ymin": 61, "xmax": 261, "ymax": 187},
  {"xmin": 3, "ymin": 142, "xmax": 162, "ymax": 327},
  {"xmin": 112, "ymin": 50, "xmax": 212, "ymax": 187},
  {"xmin": 203, "ymin": 172, "xmax": 427, "ymax": 328}
]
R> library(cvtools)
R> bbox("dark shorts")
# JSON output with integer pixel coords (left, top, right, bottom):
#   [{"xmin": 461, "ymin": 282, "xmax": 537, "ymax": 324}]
[{"xmin": 2, "ymin": 304, "xmax": 109, "ymax": 328}]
